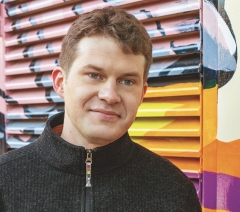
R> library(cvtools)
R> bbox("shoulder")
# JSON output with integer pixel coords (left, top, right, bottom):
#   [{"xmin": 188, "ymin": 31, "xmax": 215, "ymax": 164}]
[
  {"xmin": 131, "ymin": 141, "xmax": 191, "ymax": 183},
  {"xmin": 0, "ymin": 142, "xmax": 37, "ymax": 167},
  {"xmin": 132, "ymin": 142, "xmax": 178, "ymax": 170},
  {"xmin": 0, "ymin": 142, "xmax": 40, "ymax": 187},
  {"xmin": 131, "ymin": 142, "xmax": 201, "ymax": 210}
]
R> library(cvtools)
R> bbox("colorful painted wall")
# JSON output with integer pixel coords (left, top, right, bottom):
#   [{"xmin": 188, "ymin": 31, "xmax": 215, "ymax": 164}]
[
  {"xmin": 0, "ymin": 6, "xmax": 6, "ymax": 155},
  {"xmin": 202, "ymin": 0, "xmax": 240, "ymax": 211},
  {"xmin": 0, "ymin": 0, "xmax": 240, "ymax": 211},
  {"xmin": 0, "ymin": 0, "xmax": 203, "ymax": 197}
]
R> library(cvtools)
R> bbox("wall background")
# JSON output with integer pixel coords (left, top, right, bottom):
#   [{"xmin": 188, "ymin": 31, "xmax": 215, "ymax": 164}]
[
  {"xmin": 202, "ymin": 1, "xmax": 240, "ymax": 211},
  {"xmin": 217, "ymin": 0, "xmax": 240, "ymax": 142}
]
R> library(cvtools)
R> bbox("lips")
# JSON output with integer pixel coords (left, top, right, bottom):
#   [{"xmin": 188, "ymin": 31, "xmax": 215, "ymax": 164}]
[
  {"xmin": 90, "ymin": 108, "xmax": 121, "ymax": 122},
  {"xmin": 91, "ymin": 109, "xmax": 120, "ymax": 117}
]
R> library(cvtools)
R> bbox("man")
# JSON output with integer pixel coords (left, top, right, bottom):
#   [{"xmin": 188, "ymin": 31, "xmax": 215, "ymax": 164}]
[{"xmin": 0, "ymin": 6, "xmax": 201, "ymax": 211}]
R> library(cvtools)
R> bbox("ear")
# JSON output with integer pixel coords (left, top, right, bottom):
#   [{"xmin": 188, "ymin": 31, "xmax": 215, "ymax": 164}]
[
  {"xmin": 139, "ymin": 82, "xmax": 148, "ymax": 105},
  {"xmin": 52, "ymin": 67, "xmax": 65, "ymax": 99}
]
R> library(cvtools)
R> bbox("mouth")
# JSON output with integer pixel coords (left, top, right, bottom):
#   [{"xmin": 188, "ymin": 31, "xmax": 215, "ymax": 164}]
[{"xmin": 90, "ymin": 109, "xmax": 121, "ymax": 119}]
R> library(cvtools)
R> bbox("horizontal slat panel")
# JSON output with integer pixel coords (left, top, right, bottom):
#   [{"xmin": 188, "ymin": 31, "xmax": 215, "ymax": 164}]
[
  {"xmin": 145, "ymin": 82, "xmax": 201, "ymax": 98},
  {"xmin": 152, "ymin": 33, "xmax": 200, "ymax": 58},
  {"xmin": 6, "ymin": 120, "xmax": 46, "ymax": 134},
  {"xmin": 149, "ymin": 54, "xmax": 200, "ymax": 78},
  {"xmin": 4, "ymin": 0, "xmax": 80, "ymax": 17},
  {"xmin": 4, "ymin": 5, "xmax": 75, "ymax": 32},
  {"xmin": 184, "ymin": 172, "xmax": 202, "ymax": 179},
  {"xmin": 144, "ymin": 14, "xmax": 200, "ymax": 39},
  {"xmin": 4, "ymin": 0, "xmax": 199, "ymax": 32},
  {"xmin": 5, "ymin": 21, "xmax": 71, "ymax": 46},
  {"xmin": 1, "ymin": 0, "xmax": 27, "ymax": 3},
  {"xmin": 128, "ymin": 0, "xmax": 199, "ymax": 21},
  {"xmin": 6, "ymin": 103, "xmax": 64, "ymax": 119},
  {"xmin": 133, "ymin": 137, "xmax": 200, "ymax": 157},
  {"xmin": 129, "ymin": 117, "xmax": 200, "ymax": 137},
  {"xmin": 5, "ymin": 40, "xmax": 61, "ymax": 61},
  {"xmin": 165, "ymin": 156, "xmax": 200, "ymax": 173},
  {"xmin": 6, "ymin": 140, "xmax": 29, "ymax": 149},
  {"xmin": 6, "ymin": 72, "xmax": 52, "ymax": 90},
  {"xmin": 5, "ymin": 54, "xmax": 200, "ymax": 78},
  {"xmin": 4, "ymin": 0, "xmax": 145, "ymax": 32},
  {"xmin": 5, "ymin": 34, "xmax": 200, "ymax": 61},
  {"xmin": 6, "ymin": 88, "xmax": 63, "ymax": 104},
  {"xmin": 7, "ymin": 134, "xmax": 39, "ymax": 143},
  {"xmin": 137, "ymin": 96, "xmax": 200, "ymax": 117},
  {"xmin": 6, "ymin": 134, "xmax": 39, "ymax": 148},
  {"xmin": 150, "ymin": 64, "xmax": 200, "ymax": 77},
  {"xmin": 5, "ymin": 57, "xmax": 59, "ymax": 75},
  {"xmin": 5, "ymin": 14, "xmax": 200, "ymax": 47}
]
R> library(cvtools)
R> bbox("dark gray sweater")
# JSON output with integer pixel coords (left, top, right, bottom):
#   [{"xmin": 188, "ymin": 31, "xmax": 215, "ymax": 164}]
[{"xmin": 0, "ymin": 112, "xmax": 201, "ymax": 211}]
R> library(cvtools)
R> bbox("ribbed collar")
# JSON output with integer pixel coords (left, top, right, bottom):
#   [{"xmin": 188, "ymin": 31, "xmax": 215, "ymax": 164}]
[{"xmin": 35, "ymin": 112, "xmax": 135, "ymax": 175}]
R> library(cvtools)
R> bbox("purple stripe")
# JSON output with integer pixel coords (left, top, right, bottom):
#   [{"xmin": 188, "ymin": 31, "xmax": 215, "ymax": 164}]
[
  {"xmin": 192, "ymin": 179, "xmax": 202, "ymax": 202},
  {"xmin": 184, "ymin": 172, "xmax": 202, "ymax": 179},
  {"xmin": 183, "ymin": 172, "xmax": 202, "ymax": 202},
  {"xmin": 203, "ymin": 171, "xmax": 240, "ymax": 211}
]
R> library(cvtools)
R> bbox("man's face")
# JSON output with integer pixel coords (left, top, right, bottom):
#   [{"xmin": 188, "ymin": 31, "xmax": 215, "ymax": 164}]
[{"xmin": 54, "ymin": 36, "xmax": 147, "ymax": 148}]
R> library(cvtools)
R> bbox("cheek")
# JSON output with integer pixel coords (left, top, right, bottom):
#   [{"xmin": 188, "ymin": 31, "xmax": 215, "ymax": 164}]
[
  {"xmin": 66, "ymin": 85, "xmax": 83, "ymax": 99},
  {"xmin": 125, "ymin": 96, "xmax": 141, "ymax": 115},
  {"xmin": 64, "ymin": 89, "xmax": 81, "ymax": 112},
  {"xmin": 131, "ymin": 90, "xmax": 143, "ymax": 105},
  {"xmin": 70, "ymin": 87, "xmax": 95, "ymax": 109}
]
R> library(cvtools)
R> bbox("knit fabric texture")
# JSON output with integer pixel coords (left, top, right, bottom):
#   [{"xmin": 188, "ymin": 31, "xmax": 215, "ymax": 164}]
[{"xmin": 0, "ymin": 112, "xmax": 202, "ymax": 211}]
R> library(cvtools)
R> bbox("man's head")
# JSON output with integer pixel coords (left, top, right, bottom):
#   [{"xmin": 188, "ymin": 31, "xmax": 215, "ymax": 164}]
[
  {"xmin": 53, "ymin": 6, "xmax": 152, "ymax": 148},
  {"xmin": 59, "ymin": 6, "xmax": 152, "ymax": 82}
]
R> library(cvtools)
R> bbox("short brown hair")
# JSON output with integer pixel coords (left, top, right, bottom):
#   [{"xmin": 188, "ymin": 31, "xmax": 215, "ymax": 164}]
[{"xmin": 59, "ymin": 6, "xmax": 152, "ymax": 82}]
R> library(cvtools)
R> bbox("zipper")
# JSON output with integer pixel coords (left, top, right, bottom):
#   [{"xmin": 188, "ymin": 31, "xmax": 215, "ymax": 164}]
[
  {"xmin": 85, "ymin": 149, "xmax": 92, "ymax": 187},
  {"xmin": 85, "ymin": 149, "xmax": 93, "ymax": 212}
]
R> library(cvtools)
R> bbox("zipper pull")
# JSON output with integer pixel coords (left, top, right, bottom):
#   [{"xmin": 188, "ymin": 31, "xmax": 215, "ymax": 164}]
[{"xmin": 85, "ymin": 149, "xmax": 92, "ymax": 187}]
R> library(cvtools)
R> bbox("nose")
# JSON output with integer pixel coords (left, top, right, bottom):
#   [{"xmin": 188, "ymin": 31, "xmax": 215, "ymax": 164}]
[{"xmin": 98, "ymin": 80, "xmax": 121, "ymax": 104}]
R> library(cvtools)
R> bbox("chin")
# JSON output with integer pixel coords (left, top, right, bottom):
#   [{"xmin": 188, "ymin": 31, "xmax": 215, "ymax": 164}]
[{"xmin": 89, "ymin": 131, "xmax": 123, "ymax": 145}]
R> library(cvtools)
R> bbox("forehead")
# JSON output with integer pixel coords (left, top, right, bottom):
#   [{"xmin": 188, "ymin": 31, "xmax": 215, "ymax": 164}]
[
  {"xmin": 72, "ymin": 36, "xmax": 145, "ymax": 74},
  {"xmin": 76, "ymin": 36, "xmax": 134, "ymax": 57}
]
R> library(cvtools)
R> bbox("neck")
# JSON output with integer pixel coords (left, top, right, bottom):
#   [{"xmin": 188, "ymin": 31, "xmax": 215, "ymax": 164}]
[
  {"xmin": 60, "ymin": 112, "xmax": 114, "ymax": 149},
  {"xmin": 60, "ymin": 131, "xmax": 104, "ymax": 149},
  {"xmin": 35, "ymin": 112, "xmax": 135, "ymax": 175}
]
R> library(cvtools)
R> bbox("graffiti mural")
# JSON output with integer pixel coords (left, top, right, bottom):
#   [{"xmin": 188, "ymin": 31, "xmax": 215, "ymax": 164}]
[
  {"xmin": 1, "ymin": 0, "xmax": 203, "ymax": 200},
  {"xmin": 0, "ymin": 38, "xmax": 6, "ymax": 154},
  {"xmin": 0, "ymin": 92, "xmax": 6, "ymax": 154},
  {"xmin": 202, "ymin": 0, "xmax": 237, "ymax": 89},
  {"xmin": 202, "ymin": 0, "xmax": 240, "ymax": 211},
  {"xmin": 1, "ymin": 0, "xmax": 240, "ymax": 210}
]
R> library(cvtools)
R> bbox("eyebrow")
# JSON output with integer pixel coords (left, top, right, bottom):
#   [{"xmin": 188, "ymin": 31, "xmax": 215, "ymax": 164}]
[
  {"xmin": 121, "ymin": 72, "xmax": 141, "ymax": 79},
  {"xmin": 83, "ymin": 64, "xmax": 104, "ymax": 72},
  {"xmin": 83, "ymin": 64, "xmax": 141, "ymax": 79}
]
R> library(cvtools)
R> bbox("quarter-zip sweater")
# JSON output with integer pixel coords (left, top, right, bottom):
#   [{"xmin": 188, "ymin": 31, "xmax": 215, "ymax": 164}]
[{"xmin": 0, "ymin": 112, "xmax": 201, "ymax": 212}]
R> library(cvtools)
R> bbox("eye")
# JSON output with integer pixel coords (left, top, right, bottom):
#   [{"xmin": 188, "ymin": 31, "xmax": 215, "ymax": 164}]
[
  {"xmin": 119, "ymin": 79, "xmax": 134, "ymax": 86},
  {"xmin": 88, "ymin": 73, "xmax": 101, "ymax": 80}
]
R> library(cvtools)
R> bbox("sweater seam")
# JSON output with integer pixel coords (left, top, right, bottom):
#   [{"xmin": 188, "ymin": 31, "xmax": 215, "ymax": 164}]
[{"xmin": 0, "ymin": 145, "xmax": 37, "ymax": 166}]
